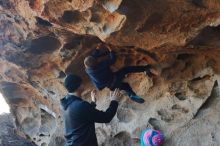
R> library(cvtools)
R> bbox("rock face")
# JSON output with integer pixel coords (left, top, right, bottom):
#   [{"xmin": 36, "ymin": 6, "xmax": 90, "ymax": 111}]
[
  {"xmin": 0, "ymin": 0, "xmax": 220, "ymax": 146},
  {"xmin": 167, "ymin": 81, "xmax": 220, "ymax": 146},
  {"xmin": 0, "ymin": 114, "xmax": 37, "ymax": 146}
]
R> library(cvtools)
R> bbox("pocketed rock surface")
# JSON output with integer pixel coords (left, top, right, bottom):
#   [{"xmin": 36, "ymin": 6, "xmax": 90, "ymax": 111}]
[{"xmin": 0, "ymin": 0, "xmax": 220, "ymax": 145}]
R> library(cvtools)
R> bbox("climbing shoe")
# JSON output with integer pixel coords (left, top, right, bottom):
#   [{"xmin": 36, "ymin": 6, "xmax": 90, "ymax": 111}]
[
  {"xmin": 129, "ymin": 95, "xmax": 145, "ymax": 103},
  {"xmin": 144, "ymin": 64, "xmax": 161, "ymax": 77}
]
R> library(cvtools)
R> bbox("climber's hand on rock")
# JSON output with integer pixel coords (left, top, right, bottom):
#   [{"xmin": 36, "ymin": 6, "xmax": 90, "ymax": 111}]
[
  {"xmin": 96, "ymin": 43, "xmax": 102, "ymax": 50},
  {"xmin": 110, "ymin": 88, "xmax": 122, "ymax": 102},
  {"xmin": 91, "ymin": 89, "xmax": 97, "ymax": 103}
]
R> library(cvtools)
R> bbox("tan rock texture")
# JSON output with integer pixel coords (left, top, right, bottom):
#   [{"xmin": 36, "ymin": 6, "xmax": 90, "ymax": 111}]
[
  {"xmin": 0, "ymin": 0, "xmax": 220, "ymax": 145},
  {"xmin": 0, "ymin": 114, "xmax": 37, "ymax": 146}
]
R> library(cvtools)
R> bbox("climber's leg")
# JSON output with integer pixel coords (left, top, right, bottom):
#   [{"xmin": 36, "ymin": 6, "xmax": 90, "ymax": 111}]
[
  {"xmin": 115, "ymin": 65, "xmax": 153, "ymax": 79},
  {"xmin": 119, "ymin": 82, "xmax": 145, "ymax": 104},
  {"xmin": 116, "ymin": 66, "xmax": 147, "ymax": 76}
]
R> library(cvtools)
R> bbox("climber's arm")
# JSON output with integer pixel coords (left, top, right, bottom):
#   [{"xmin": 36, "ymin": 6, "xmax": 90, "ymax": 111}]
[
  {"xmin": 108, "ymin": 51, "xmax": 116, "ymax": 65},
  {"xmin": 91, "ymin": 44, "xmax": 109, "ymax": 58}
]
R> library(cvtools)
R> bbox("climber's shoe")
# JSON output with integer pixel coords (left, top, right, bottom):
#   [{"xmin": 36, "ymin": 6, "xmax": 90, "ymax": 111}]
[
  {"xmin": 144, "ymin": 64, "xmax": 161, "ymax": 77},
  {"xmin": 129, "ymin": 95, "xmax": 145, "ymax": 103},
  {"xmin": 145, "ymin": 70, "xmax": 154, "ymax": 77}
]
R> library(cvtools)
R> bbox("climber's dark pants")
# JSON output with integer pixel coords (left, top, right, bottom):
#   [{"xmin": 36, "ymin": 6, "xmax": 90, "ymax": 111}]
[{"xmin": 107, "ymin": 66, "xmax": 146, "ymax": 96}]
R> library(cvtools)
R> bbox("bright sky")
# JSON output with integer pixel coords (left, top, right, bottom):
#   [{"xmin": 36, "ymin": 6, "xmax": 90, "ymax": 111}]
[{"xmin": 0, "ymin": 93, "xmax": 10, "ymax": 114}]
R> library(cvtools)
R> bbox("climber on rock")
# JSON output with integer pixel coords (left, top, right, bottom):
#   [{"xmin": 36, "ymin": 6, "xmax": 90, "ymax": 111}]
[
  {"xmin": 84, "ymin": 44, "xmax": 159, "ymax": 104},
  {"xmin": 60, "ymin": 74, "xmax": 122, "ymax": 146}
]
